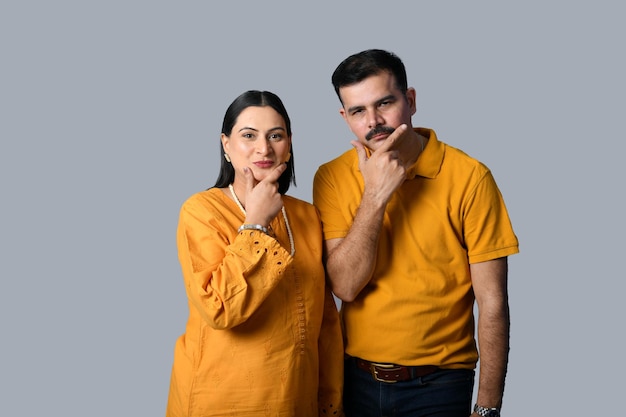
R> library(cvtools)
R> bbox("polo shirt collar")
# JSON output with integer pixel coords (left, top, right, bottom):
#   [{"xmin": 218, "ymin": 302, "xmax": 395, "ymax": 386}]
[{"xmin": 406, "ymin": 127, "xmax": 444, "ymax": 180}]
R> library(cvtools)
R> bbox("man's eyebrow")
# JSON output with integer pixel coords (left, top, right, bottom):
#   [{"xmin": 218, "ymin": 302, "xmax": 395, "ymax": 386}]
[
  {"xmin": 346, "ymin": 95, "xmax": 396, "ymax": 114},
  {"xmin": 346, "ymin": 104, "xmax": 365, "ymax": 114},
  {"xmin": 376, "ymin": 94, "xmax": 396, "ymax": 104}
]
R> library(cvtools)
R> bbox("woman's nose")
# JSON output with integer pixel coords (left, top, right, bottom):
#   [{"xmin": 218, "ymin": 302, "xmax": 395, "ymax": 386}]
[{"xmin": 256, "ymin": 138, "xmax": 271, "ymax": 155}]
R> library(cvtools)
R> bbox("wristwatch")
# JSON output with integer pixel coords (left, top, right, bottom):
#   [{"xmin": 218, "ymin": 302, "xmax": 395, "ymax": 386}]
[{"xmin": 474, "ymin": 404, "xmax": 500, "ymax": 417}]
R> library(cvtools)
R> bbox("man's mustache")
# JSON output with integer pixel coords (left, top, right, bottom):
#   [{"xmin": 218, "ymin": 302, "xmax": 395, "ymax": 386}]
[{"xmin": 365, "ymin": 126, "xmax": 395, "ymax": 141}]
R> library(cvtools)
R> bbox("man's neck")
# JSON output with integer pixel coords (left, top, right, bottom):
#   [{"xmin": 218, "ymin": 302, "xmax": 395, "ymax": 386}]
[{"xmin": 401, "ymin": 129, "xmax": 428, "ymax": 168}]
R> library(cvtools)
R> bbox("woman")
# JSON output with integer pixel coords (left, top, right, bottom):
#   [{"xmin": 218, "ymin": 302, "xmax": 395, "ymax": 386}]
[{"xmin": 166, "ymin": 90, "xmax": 344, "ymax": 416}]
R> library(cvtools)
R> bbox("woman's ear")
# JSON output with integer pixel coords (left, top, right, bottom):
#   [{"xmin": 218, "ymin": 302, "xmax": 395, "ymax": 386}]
[{"xmin": 221, "ymin": 133, "xmax": 229, "ymax": 153}]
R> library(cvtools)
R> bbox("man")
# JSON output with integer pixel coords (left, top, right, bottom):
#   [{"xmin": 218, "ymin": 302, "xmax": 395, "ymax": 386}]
[{"xmin": 313, "ymin": 49, "xmax": 519, "ymax": 417}]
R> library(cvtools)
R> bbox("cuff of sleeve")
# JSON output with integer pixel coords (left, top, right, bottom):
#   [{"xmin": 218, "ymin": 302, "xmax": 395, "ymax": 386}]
[{"xmin": 228, "ymin": 229, "xmax": 291, "ymax": 292}]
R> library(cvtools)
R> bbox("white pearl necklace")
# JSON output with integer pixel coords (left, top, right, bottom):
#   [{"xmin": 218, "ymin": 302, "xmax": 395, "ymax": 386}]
[{"xmin": 228, "ymin": 184, "xmax": 295, "ymax": 256}]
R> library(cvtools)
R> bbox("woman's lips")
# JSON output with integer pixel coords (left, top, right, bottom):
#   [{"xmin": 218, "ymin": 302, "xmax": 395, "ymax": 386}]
[{"xmin": 253, "ymin": 160, "xmax": 275, "ymax": 168}]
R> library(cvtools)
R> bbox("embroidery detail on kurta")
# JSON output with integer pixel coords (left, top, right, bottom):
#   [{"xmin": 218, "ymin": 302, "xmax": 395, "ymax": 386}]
[{"xmin": 293, "ymin": 265, "xmax": 307, "ymax": 355}]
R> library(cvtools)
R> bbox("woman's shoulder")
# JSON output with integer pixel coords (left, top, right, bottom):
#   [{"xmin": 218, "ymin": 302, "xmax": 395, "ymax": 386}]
[
  {"xmin": 282, "ymin": 195, "xmax": 322, "ymax": 239},
  {"xmin": 180, "ymin": 188, "xmax": 228, "ymax": 213},
  {"xmin": 283, "ymin": 194, "xmax": 313, "ymax": 207},
  {"xmin": 283, "ymin": 195, "xmax": 318, "ymax": 216}
]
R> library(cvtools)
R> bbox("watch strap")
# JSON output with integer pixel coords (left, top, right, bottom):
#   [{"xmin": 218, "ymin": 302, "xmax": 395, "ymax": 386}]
[{"xmin": 474, "ymin": 404, "xmax": 500, "ymax": 416}]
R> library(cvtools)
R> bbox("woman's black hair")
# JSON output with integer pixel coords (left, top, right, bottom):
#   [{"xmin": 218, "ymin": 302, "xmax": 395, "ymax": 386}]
[{"xmin": 212, "ymin": 90, "xmax": 296, "ymax": 194}]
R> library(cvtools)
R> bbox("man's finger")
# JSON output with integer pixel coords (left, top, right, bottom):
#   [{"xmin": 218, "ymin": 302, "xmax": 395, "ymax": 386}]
[
  {"xmin": 376, "ymin": 124, "xmax": 407, "ymax": 153},
  {"xmin": 351, "ymin": 140, "xmax": 368, "ymax": 164}
]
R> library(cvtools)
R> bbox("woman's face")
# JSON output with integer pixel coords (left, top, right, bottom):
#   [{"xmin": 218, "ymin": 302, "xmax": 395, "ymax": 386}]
[{"xmin": 221, "ymin": 105, "xmax": 291, "ymax": 186}]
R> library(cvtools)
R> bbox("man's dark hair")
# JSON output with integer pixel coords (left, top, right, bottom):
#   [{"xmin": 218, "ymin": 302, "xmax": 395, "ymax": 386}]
[
  {"xmin": 331, "ymin": 49, "xmax": 408, "ymax": 104},
  {"xmin": 213, "ymin": 90, "xmax": 296, "ymax": 194}
]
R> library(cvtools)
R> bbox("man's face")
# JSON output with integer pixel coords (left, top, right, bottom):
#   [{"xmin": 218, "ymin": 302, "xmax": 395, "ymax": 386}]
[{"xmin": 338, "ymin": 71, "xmax": 416, "ymax": 152}]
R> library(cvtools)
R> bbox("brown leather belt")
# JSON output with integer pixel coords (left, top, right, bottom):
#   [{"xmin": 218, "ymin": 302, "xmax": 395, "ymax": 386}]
[{"xmin": 355, "ymin": 357, "xmax": 438, "ymax": 383}]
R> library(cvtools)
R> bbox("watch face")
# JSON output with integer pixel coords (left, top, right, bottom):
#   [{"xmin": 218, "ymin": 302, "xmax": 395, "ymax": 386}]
[{"xmin": 485, "ymin": 411, "xmax": 500, "ymax": 417}]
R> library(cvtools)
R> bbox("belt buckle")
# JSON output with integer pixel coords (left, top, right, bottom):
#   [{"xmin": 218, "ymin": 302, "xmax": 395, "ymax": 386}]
[{"xmin": 369, "ymin": 362, "xmax": 401, "ymax": 383}]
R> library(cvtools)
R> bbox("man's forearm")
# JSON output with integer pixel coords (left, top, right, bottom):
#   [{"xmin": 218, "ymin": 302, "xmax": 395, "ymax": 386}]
[
  {"xmin": 325, "ymin": 193, "xmax": 386, "ymax": 302},
  {"xmin": 475, "ymin": 301, "xmax": 510, "ymax": 408}
]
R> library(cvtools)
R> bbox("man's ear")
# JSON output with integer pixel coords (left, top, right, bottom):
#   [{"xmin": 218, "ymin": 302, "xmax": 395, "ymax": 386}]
[
  {"xmin": 406, "ymin": 87, "xmax": 417, "ymax": 116},
  {"xmin": 339, "ymin": 107, "xmax": 348, "ymax": 121}
]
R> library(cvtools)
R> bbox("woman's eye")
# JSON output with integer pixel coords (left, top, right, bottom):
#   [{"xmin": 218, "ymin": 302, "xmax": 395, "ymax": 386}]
[{"xmin": 269, "ymin": 133, "xmax": 283, "ymax": 141}]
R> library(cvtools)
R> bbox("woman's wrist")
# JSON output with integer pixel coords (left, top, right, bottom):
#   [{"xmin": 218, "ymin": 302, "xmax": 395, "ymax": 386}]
[{"xmin": 238, "ymin": 223, "xmax": 270, "ymax": 235}]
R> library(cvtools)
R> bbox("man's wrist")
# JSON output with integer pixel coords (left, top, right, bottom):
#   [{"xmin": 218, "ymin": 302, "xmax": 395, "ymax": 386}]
[{"xmin": 473, "ymin": 404, "xmax": 500, "ymax": 417}]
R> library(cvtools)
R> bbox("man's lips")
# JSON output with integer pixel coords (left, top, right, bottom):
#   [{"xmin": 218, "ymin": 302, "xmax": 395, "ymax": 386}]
[{"xmin": 369, "ymin": 133, "xmax": 390, "ymax": 142}]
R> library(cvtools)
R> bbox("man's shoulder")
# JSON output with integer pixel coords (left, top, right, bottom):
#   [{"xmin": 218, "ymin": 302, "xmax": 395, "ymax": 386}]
[
  {"xmin": 437, "ymin": 139, "xmax": 491, "ymax": 176},
  {"xmin": 316, "ymin": 148, "xmax": 357, "ymax": 175},
  {"xmin": 313, "ymin": 149, "xmax": 361, "ymax": 201},
  {"xmin": 419, "ymin": 127, "xmax": 488, "ymax": 170}
]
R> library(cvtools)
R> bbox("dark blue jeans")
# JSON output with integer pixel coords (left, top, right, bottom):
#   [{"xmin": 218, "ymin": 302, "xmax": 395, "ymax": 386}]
[{"xmin": 344, "ymin": 358, "xmax": 475, "ymax": 417}]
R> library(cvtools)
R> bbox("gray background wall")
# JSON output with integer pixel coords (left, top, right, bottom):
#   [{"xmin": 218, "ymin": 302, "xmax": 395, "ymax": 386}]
[{"xmin": 1, "ymin": 1, "xmax": 624, "ymax": 415}]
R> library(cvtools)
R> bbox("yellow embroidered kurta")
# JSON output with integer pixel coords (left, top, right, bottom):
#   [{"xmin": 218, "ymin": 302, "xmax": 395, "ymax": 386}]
[{"xmin": 166, "ymin": 188, "xmax": 343, "ymax": 417}]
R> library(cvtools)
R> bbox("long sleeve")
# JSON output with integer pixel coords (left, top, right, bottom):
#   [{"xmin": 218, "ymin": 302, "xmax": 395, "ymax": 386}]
[{"xmin": 177, "ymin": 193, "xmax": 292, "ymax": 330}]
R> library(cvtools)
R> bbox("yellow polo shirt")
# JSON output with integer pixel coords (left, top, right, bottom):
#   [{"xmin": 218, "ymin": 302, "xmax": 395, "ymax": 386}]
[{"xmin": 313, "ymin": 128, "xmax": 519, "ymax": 368}]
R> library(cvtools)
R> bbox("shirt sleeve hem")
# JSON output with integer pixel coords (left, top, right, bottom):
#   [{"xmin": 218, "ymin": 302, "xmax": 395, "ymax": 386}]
[{"xmin": 469, "ymin": 245, "xmax": 519, "ymax": 264}]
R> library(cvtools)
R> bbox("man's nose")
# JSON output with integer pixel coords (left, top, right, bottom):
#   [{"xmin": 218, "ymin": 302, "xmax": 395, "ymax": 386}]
[{"xmin": 367, "ymin": 109, "xmax": 384, "ymax": 129}]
